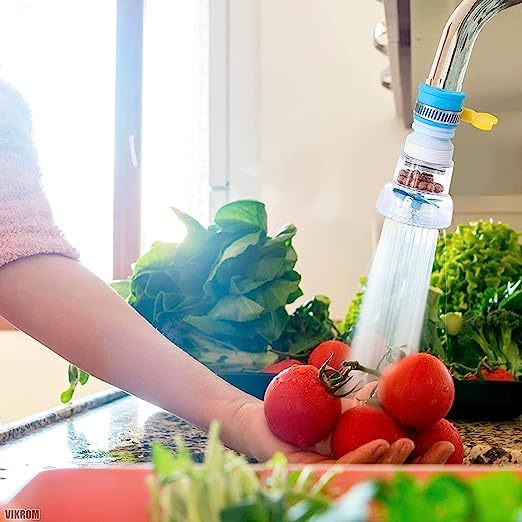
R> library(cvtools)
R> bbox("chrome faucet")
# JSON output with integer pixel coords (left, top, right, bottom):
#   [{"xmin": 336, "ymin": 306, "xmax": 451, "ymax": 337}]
[{"xmin": 427, "ymin": 0, "xmax": 522, "ymax": 91}]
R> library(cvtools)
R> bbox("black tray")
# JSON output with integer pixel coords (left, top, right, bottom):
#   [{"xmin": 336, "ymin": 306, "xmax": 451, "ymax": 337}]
[
  {"xmin": 219, "ymin": 372, "xmax": 276, "ymax": 400},
  {"xmin": 448, "ymin": 379, "xmax": 522, "ymax": 421}
]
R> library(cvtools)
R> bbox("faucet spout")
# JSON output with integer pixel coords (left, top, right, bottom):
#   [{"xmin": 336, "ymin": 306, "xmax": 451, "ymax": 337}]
[{"xmin": 427, "ymin": 0, "xmax": 522, "ymax": 91}]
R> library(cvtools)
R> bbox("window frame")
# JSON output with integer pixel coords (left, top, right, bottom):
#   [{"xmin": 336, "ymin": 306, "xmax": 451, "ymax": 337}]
[
  {"xmin": 210, "ymin": 0, "xmax": 260, "ymax": 215},
  {"xmin": 113, "ymin": 0, "xmax": 144, "ymax": 280}
]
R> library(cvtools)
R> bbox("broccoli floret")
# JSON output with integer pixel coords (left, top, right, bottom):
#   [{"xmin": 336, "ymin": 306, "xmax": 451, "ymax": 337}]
[
  {"xmin": 486, "ymin": 310, "xmax": 522, "ymax": 374},
  {"xmin": 487, "ymin": 310, "xmax": 520, "ymax": 343},
  {"xmin": 457, "ymin": 315, "xmax": 495, "ymax": 363},
  {"xmin": 458, "ymin": 310, "xmax": 522, "ymax": 378}
]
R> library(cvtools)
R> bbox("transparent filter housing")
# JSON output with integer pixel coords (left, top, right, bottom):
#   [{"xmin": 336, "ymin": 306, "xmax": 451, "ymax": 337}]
[{"xmin": 376, "ymin": 153, "xmax": 454, "ymax": 230}]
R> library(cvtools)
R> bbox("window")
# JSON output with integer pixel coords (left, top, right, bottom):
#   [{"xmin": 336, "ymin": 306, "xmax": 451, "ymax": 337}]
[
  {"xmin": 0, "ymin": 0, "xmax": 117, "ymax": 281},
  {"xmin": 141, "ymin": 0, "xmax": 210, "ymax": 252},
  {"xmin": 0, "ymin": 0, "xmax": 258, "ymax": 286}
]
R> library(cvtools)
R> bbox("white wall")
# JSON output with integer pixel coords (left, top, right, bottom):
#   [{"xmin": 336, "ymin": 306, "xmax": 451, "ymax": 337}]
[
  {"xmin": 255, "ymin": 0, "xmax": 409, "ymax": 318},
  {"xmin": 0, "ymin": 331, "xmax": 109, "ymax": 424}
]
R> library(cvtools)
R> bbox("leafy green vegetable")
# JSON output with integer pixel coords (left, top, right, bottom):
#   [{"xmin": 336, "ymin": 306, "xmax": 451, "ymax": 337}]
[
  {"xmin": 111, "ymin": 279, "xmax": 131, "ymax": 300},
  {"xmin": 481, "ymin": 279, "xmax": 522, "ymax": 315},
  {"xmin": 271, "ymin": 296, "xmax": 338, "ymax": 360},
  {"xmin": 127, "ymin": 201, "xmax": 303, "ymax": 369},
  {"xmin": 419, "ymin": 281, "xmax": 522, "ymax": 380},
  {"xmin": 150, "ymin": 427, "xmax": 522, "ymax": 522},
  {"xmin": 148, "ymin": 422, "xmax": 333, "ymax": 522},
  {"xmin": 368, "ymin": 472, "xmax": 522, "ymax": 522},
  {"xmin": 457, "ymin": 307, "xmax": 522, "ymax": 379},
  {"xmin": 431, "ymin": 220, "xmax": 522, "ymax": 313},
  {"xmin": 500, "ymin": 280, "xmax": 522, "ymax": 313},
  {"xmin": 62, "ymin": 201, "xmax": 305, "ymax": 398}
]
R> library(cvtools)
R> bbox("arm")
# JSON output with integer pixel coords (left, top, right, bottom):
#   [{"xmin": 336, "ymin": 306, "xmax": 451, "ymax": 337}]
[
  {"xmin": 0, "ymin": 256, "xmax": 454, "ymax": 467},
  {"xmin": 0, "ymin": 254, "xmax": 264, "ymax": 458},
  {"xmin": 0, "ymin": 256, "xmax": 455, "ymax": 465}
]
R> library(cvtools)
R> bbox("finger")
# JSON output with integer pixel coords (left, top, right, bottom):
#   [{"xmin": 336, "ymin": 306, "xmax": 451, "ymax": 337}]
[
  {"xmin": 377, "ymin": 438, "xmax": 415, "ymax": 464},
  {"xmin": 286, "ymin": 451, "xmax": 334, "ymax": 464},
  {"xmin": 354, "ymin": 382, "xmax": 379, "ymax": 402},
  {"xmin": 412, "ymin": 442, "xmax": 455, "ymax": 464},
  {"xmin": 313, "ymin": 435, "xmax": 332, "ymax": 457},
  {"xmin": 336, "ymin": 439, "xmax": 390, "ymax": 464},
  {"xmin": 341, "ymin": 398, "xmax": 356, "ymax": 412}
]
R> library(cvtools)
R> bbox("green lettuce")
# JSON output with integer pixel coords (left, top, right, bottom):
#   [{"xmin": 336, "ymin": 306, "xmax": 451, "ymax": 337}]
[
  {"xmin": 270, "ymin": 295, "xmax": 338, "ymax": 360},
  {"xmin": 431, "ymin": 219, "xmax": 522, "ymax": 313},
  {"xmin": 128, "ymin": 200, "xmax": 302, "ymax": 370},
  {"xmin": 62, "ymin": 201, "xmax": 303, "ymax": 400}
]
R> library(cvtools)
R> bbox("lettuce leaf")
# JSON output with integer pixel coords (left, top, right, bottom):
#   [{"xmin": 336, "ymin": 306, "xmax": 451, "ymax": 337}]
[
  {"xmin": 431, "ymin": 220, "xmax": 522, "ymax": 313},
  {"xmin": 128, "ymin": 201, "xmax": 302, "ymax": 368}
]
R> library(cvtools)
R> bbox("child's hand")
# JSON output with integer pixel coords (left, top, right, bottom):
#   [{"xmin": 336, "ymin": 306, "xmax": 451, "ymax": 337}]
[{"xmin": 235, "ymin": 398, "xmax": 455, "ymax": 465}]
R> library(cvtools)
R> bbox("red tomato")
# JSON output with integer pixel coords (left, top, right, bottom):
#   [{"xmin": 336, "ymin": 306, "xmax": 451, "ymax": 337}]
[
  {"xmin": 480, "ymin": 368, "xmax": 515, "ymax": 382},
  {"xmin": 263, "ymin": 359, "xmax": 303, "ymax": 374},
  {"xmin": 411, "ymin": 418, "xmax": 464, "ymax": 464},
  {"xmin": 378, "ymin": 353, "xmax": 455, "ymax": 430},
  {"xmin": 331, "ymin": 404, "xmax": 406, "ymax": 459},
  {"xmin": 264, "ymin": 365, "xmax": 341, "ymax": 449},
  {"xmin": 308, "ymin": 340, "xmax": 350, "ymax": 371}
]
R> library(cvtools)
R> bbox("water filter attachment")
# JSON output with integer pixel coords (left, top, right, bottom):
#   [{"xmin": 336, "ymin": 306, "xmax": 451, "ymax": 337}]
[{"xmin": 377, "ymin": 84, "xmax": 498, "ymax": 229}]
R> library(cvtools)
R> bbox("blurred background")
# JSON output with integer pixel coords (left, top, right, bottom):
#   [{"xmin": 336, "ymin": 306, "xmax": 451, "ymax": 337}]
[{"xmin": 0, "ymin": 0, "xmax": 520, "ymax": 422}]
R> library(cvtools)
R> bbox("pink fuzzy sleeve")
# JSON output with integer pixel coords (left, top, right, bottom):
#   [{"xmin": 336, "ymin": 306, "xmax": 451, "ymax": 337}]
[{"xmin": 0, "ymin": 81, "xmax": 79, "ymax": 268}]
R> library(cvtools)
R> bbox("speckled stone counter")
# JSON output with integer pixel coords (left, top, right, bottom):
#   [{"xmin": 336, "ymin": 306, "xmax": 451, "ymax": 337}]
[{"xmin": 0, "ymin": 390, "xmax": 520, "ymax": 500}]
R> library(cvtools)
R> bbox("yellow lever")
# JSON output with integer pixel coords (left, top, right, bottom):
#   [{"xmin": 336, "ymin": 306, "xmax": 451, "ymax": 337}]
[{"xmin": 461, "ymin": 107, "xmax": 498, "ymax": 131}]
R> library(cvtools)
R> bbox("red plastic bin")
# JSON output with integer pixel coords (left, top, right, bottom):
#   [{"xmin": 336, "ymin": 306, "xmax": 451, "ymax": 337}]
[{"xmin": 1, "ymin": 465, "xmax": 520, "ymax": 522}]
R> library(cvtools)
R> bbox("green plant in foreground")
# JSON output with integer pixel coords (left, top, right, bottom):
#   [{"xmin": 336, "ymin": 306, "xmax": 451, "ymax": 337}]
[
  {"xmin": 147, "ymin": 423, "xmax": 522, "ymax": 522},
  {"xmin": 148, "ymin": 422, "xmax": 334, "ymax": 522}
]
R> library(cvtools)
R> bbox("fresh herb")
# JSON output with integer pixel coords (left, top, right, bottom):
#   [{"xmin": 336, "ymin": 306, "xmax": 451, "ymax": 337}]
[
  {"xmin": 60, "ymin": 364, "xmax": 90, "ymax": 403},
  {"xmin": 270, "ymin": 296, "xmax": 338, "ymax": 360},
  {"xmin": 148, "ymin": 425, "xmax": 522, "ymax": 522},
  {"xmin": 148, "ymin": 423, "xmax": 334, "ymax": 522}
]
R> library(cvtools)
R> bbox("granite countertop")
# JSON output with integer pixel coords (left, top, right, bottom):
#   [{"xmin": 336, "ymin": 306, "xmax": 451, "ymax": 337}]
[{"xmin": 0, "ymin": 389, "xmax": 521, "ymax": 500}]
